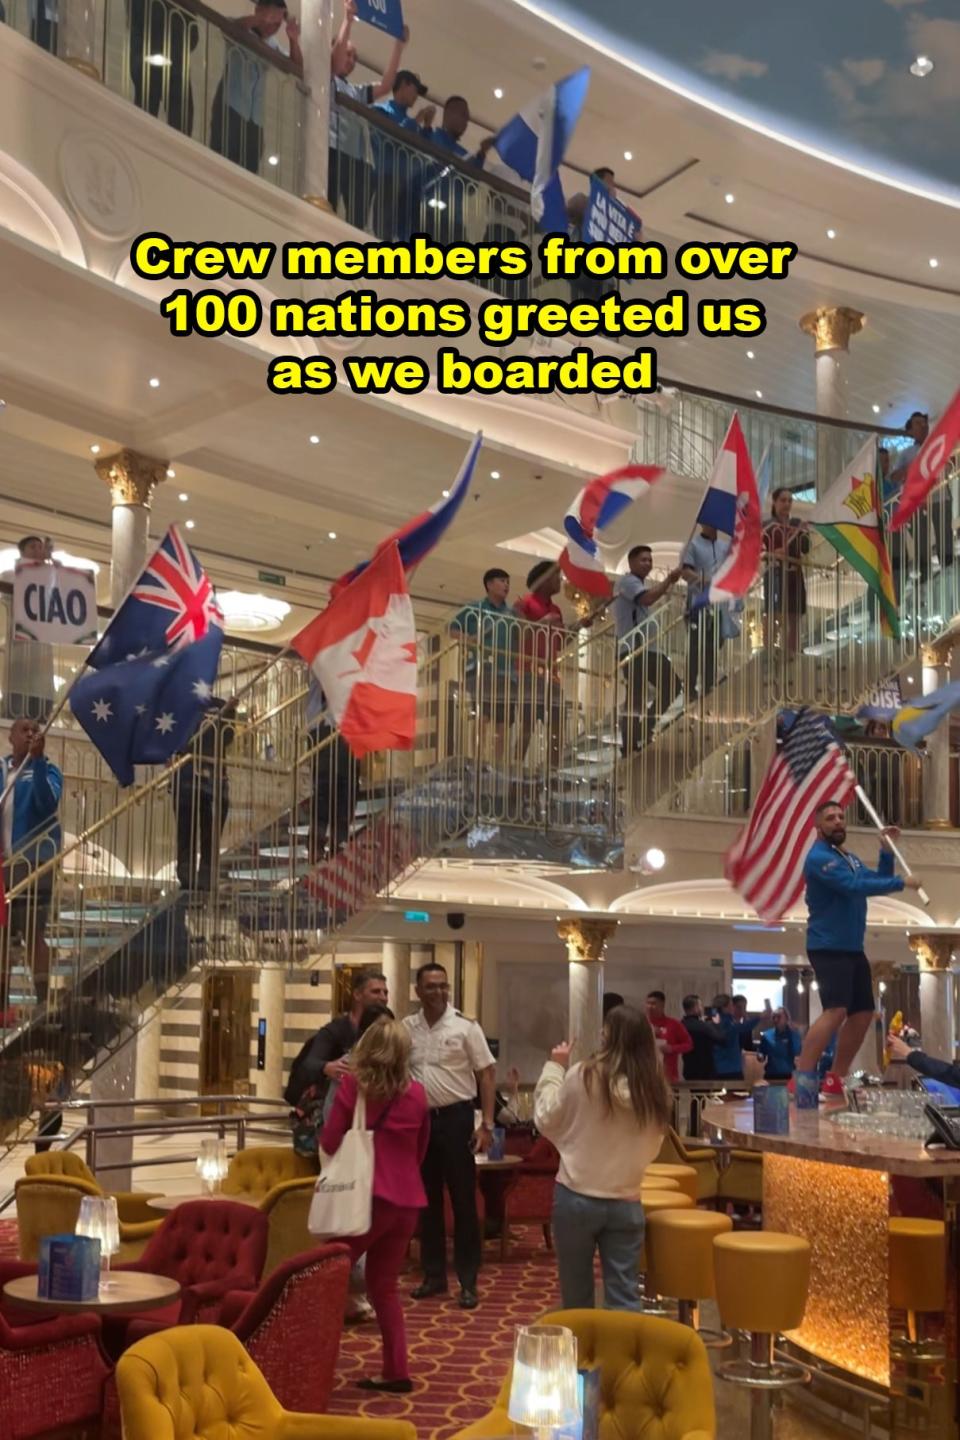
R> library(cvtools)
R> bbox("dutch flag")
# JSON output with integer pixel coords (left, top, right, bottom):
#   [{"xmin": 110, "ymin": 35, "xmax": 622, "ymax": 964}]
[{"xmin": 694, "ymin": 415, "xmax": 762, "ymax": 607}]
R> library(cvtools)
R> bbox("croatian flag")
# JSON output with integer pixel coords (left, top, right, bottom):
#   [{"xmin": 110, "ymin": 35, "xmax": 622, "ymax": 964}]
[
  {"xmin": 492, "ymin": 67, "xmax": 590, "ymax": 234},
  {"xmin": 560, "ymin": 463, "xmax": 666, "ymax": 597},
  {"xmin": 696, "ymin": 415, "xmax": 762, "ymax": 606},
  {"xmin": 293, "ymin": 543, "xmax": 417, "ymax": 759},
  {"xmin": 332, "ymin": 433, "xmax": 481, "ymax": 597}
]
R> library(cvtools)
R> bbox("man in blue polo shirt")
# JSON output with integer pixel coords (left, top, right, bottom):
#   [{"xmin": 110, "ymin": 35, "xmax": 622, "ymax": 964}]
[
  {"xmin": 450, "ymin": 569, "xmax": 518, "ymax": 756},
  {"xmin": 795, "ymin": 800, "xmax": 920, "ymax": 1095},
  {"xmin": 420, "ymin": 96, "xmax": 493, "ymax": 242},
  {"xmin": 372, "ymin": 69, "xmax": 433, "ymax": 238},
  {"xmin": 0, "ymin": 717, "xmax": 63, "ymax": 1005}
]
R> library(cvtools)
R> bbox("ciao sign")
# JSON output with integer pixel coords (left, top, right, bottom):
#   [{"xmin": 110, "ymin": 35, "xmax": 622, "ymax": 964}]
[
  {"xmin": 354, "ymin": 0, "xmax": 404, "ymax": 39},
  {"xmin": 13, "ymin": 560, "xmax": 98, "ymax": 646}
]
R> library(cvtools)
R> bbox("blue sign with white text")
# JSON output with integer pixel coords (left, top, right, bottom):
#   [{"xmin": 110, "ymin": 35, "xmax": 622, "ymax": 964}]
[
  {"xmin": 355, "ymin": 0, "xmax": 404, "ymax": 40},
  {"xmin": 583, "ymin": 176, "xmax": 640, "ymax": 246}
]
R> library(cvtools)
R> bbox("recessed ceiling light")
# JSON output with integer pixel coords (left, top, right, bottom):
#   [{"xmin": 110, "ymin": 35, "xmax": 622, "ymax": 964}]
[
  {"xmin": 910, "ymin": 55, "xmax": 933, "ymax": 78},
  {"xmin": 493, "ymin": 87, "xmax": 503, "ymax": 99},
  {"xmin": 755, "ymin": 390, "xmax": 763, "ymax": 399},
  {"xmin": 929, "ymin": 257, "xmax": 940, "ymax": 268},
  {"xmin": 826, "ymin": 228, "xmax": 837, "ymax": 239},
  {"xmin": 148, "ymin": 377, "xmax": 160, "ymax": 388},
  {"xmin": 178, "ymin": 492, "xmax": 188, "ymax": 502},
  {"xmin": 166, "ymin": 466, "xmax": 176, "ymax": 479},
  {"xmin": 441, "ymin": 489, "xmax": 450, "ymax": 498},
  {"xmin": 490, "ymin": 470, "xmax": 501, "ymax": 479},
  {"xmin": 623, "ymin": 150, "xmax": 633, "ymax": 161},
  {"xmin": 872, "ymin": 404, "xmax": 881, "ymax": 414},
  {"xmin": 89, "ymin": 443, "xmax": 100, "ymax": 454},
  {"xmin": 185, "ymin": 519, "xmax": 195, "ymax": 530},
  {"xmin": 328, "ymin": 530, "xmax": 337, "ymax": 540},
  {"xmin": 746, "ymin": 350, "xmax": 755, "ymax": 360},
  {"xmin": 309, "ymin": 434, "xmax": 320, "ymax": 444},
  {"xmin": 267, "ymin": 154, "xmax": 279, "ymax": 166},
  {"xmin": 724, "ymin": 192, "xmax": 735, "ymax": 204}
]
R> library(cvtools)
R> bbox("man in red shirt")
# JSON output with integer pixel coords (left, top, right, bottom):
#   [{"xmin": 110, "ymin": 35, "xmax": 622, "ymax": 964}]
[
  {"xmin": 513, "ymin": 560, "xmax": 568, "ymax": 770},
  {"xmin": 645, "ymin": 990, "xmax": 693, "ymax": 1084}
]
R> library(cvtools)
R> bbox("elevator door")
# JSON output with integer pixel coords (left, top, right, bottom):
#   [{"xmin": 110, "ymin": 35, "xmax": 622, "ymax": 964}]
[{"xmin": 200, "ymin": 970, "xmax": 253, "ymax": 1112}]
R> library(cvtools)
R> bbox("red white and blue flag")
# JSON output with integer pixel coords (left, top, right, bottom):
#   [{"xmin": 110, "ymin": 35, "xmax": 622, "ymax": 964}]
[
  {"xmin": 694, "ymin": 415, "xmax": 762, "ymax": 607},
  {"xmin": 69, "ymin": 526, "xmax": 225, "ymax": 786},
  {"xmin": 332, "ymin": 433, "xmax": 482, "ymax": 597},
  {"xmin": 294, "ymin": 542, "xmax": 417, "ymax": 759},
  {"xmin": 890, "ymin": 386, "xmax": 960, "ymax": 532},
  {"xmin": 560, "ymin": 463, "xmax": 666, "ymax": 597}
]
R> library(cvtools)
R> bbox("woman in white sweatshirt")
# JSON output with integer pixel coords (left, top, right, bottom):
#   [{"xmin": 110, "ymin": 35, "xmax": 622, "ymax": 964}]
[{"xmin": 534, "ymin": 1003, "xmax": 672, "ymax": 1310}]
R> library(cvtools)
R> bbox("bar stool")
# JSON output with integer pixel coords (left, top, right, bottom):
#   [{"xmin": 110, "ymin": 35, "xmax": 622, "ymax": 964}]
[
  {"xmin": 713, "ymin": 1231, "xmax": 811, "ymax": 1440},
  {"xmin": 640, "ymin": 1175, "xmax": 681, "ymax": 1193},
  {"xmin": 638, "ymin": 1191, "xmax": 694, "ymax": 1314},
  {"xmin": 645, "ymin": 1208, "xmax": 733, "ymax": 1345},
  {"xmin": 646, "ymin": 1162, "xmax": 699, "ymax": 1202},
  {"xmin": 889, "ymin": 1218, "xmax": 946, "ymax": 1357}
]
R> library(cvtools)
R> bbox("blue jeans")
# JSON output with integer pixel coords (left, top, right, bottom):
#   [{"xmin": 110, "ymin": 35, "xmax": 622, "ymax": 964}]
[{"xmin": 551, "ymin": 1183, "xmax": 644, "ymax": 1311}]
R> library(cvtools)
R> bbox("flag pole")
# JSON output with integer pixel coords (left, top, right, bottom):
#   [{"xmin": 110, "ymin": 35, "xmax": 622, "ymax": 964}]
[{"xmin": 853, "ymin": 783, "xmax": 930, "ymax": 906}]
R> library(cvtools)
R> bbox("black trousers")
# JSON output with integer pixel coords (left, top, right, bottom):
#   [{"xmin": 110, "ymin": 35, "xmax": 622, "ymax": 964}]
[
  {"xmin": 686, "ymin": 609, "xmax": 720, "ymax": 701},
  {"xmin": 621, "ymin": 647, "xmax": 682, "ymax": 754},
  {"xmin": 309, "ymin": 722, "xmax": 358, "ymax": 863},
  {"xmin": 128, "ymin": 0, "xmax": 195, "ymax": 134},
  {"xmin": 173, "ymin": 783, "xmax": 228, "ymax": 891},
  {"xmin": 419, "ymin": 1100, "xmax": 480, "ymax": 1289},
  {"xmin": 211, "ymin": 91, "xmax": 262, "ymax": 174}
]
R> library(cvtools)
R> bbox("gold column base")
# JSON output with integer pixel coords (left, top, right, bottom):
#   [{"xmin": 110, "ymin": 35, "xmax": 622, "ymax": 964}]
[
  {"xmin": 922, "ymin": 818, "xmax": 954, "ymax": 831},
  {"xmin": 64, "ymin": 57, "xmax": 101, "ymax": 80},
  {"xmin": 302, "ymin": 194, "xmax": 334, "ymax": 212}
]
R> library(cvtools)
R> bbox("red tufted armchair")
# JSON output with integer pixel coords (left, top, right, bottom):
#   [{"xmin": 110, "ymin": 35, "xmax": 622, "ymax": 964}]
[
  {"xmin": 110, "ymin": 1199, "xmax": 268, "ymax": 1348},
  {"xmin": 222, "ymin": 1244, "xmax": 351, "ymax": 1412},
  {"xmin": 500, "ymin": 1137, "xmax": 559, "ymax": 1260},
  {"xmin": 0, "ymin": 1306, "xmax": 111, "ymax": 1440}
]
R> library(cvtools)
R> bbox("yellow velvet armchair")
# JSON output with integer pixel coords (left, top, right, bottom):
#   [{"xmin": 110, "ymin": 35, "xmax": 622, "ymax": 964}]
[
  {"xmin": 15, "ymin": 1174, "xmax": 160, "ymax": 1261},
  {"xmin": 223, "ymin": 1146, "xmax": 318, "ymax": 1202},
  {"xmin": 260, "ymin": 1177, "xmax": 316, "ymax": 1276},
  {"xmin": 451, "ymin": 1308, "xmax": 715, "ymax": 1440},
  {"xmin": 116, "ymin": 1325, "xmax": 416, "ymax": 1440},
  {"xmin": 656, "ymin": 1129, "xmax": 719, "ymax": 1203},
  {"xmin": 24, "ymin": 1152, "xmax": 163, "ymax": 1224}
]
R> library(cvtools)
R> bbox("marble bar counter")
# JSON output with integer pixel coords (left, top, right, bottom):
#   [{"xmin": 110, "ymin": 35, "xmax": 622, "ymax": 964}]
[{"xmin": 702, "ymin": 1099, "xmax": 960, "ymax": 1440}]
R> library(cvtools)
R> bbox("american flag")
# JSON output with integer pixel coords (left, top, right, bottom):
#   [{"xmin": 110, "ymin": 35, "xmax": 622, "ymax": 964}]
[
  {"xmin": 725, "ymin": 709, "xmax": 856, "ymax": 922},
  {"xmin": 304, "ymin": 812, "xmax": 412, "ymax": 921}
]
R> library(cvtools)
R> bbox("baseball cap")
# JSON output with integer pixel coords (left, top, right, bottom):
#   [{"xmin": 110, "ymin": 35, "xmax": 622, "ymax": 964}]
[{"xmin": 395, "ymin": 68, "xmax": 427, "ymax": 96}]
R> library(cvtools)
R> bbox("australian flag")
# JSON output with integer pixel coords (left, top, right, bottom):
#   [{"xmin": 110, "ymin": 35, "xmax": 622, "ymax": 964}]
[{"xmin": 70, "ymin": 526, "xmax": 225, "ymax": 786}]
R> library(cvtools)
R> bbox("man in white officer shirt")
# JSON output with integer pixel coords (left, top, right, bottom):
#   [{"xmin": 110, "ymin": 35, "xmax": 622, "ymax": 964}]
[{"xmin": 404, "ymin": 961, "xmax": 496, "ymax": 1310}]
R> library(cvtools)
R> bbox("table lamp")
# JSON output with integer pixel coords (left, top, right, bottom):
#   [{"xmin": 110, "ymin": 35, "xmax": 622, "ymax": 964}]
[
  {"xmin": 507, "ymin": 1323, "xmax": 580, "ymax": 1440},
  {"xmin": 196, "ymin": 1137, "xmax": 229, "ymax": 1194},
  {"xmin": 75, "ymin": 1195, "xmax": 119, "ymax": 1288}
]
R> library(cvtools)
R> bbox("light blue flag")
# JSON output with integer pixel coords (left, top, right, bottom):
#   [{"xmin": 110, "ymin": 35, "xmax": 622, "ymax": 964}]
[
  {"xmin": 492, "ymin": 67, "xmax": 591, "ymax": 233},
  {"xmin": 859, "ymin": 679, "xmax": 960, "ymax": 753}
]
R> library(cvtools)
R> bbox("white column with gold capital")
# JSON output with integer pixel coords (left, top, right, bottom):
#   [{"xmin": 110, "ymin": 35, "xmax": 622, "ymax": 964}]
[
  {"xmin": 95, "ymin": 449, "xmax": 168, "ymax": 606},
  {"xmin": 921, "ymin": 643, "xmax": 954, "ymax": 829},
  {"xmin": 910, "ymin": 933, "xmax": 959, "ymax": 1066},
  {"xmin": 299, "ymin": 0, "xmax": 335, "ymax": 209},
  {"xmin": 799, "ymin": 306, "xmax": 865, "ymax": 491},
  {"xmin": 558, "ymin": 919, "xmax": 618, "ymax": 1056},
  {"xmin": 381, "ymin": 941, "xmax": 411, "ymax": 1020}
]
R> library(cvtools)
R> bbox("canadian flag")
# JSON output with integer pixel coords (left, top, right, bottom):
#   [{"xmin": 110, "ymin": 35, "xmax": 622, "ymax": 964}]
[{"xmin": 291, "ymin": 542, "xmax": 417, "ymax": 758}]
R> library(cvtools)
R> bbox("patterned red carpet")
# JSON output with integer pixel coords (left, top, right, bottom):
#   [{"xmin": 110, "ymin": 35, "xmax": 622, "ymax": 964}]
[{"xmin": 327, "ymin": 1227, "xmax": 560, "ymax": 1439}]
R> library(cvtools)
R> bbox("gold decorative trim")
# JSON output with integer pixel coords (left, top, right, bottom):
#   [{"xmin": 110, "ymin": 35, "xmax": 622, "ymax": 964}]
[
  {"xmin": 64, "ymin": 57, "xmax": 102, "ymax": 80},
  {"xmin": 95, "ymin": 449, "xmax": 168, "ymax": 508},
  {"xmin": 799, "ymin": 306, "xmax": 865, "ymax": 355},
  {"xmin": 303, "ymin": 195, "xmax": 335, "ymax": 212},
  {"xmin": 557, "ymin": 919, "xmax": 618, "ymax": 963}
]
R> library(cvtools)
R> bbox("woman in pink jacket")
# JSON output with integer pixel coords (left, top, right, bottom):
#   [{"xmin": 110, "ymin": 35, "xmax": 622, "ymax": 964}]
[{"xmin": 320, "ymin": 1015, "xmax": 430, "ymax": 1393}]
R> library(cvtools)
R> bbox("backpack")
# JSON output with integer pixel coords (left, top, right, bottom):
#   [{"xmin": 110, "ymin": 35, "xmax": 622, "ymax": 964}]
[{"xmin": 291, "ymin": 1081, "xmax": 327, "ymax": 1158}]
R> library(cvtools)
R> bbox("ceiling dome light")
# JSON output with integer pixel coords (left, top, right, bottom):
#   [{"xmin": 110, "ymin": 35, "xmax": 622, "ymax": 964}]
[
  {"xmin": 623, "ymin": 149, "xmax": 633, "ymax": 161},
  {"xmin": 746, "ymin": 350, "xmax": 755, "ymax": 360},
  {"xmin": 216, "ymin": 589, "xmax": 291, "ymax": 633},
  {"xmin": 826, "ymin": 227, "xmax": 837, "ymax": 239},
  {"xmin": 929, "ymin": 257, "xmax": 940, "ymax": 268},
  {"xmin": 309, "ymin": 434, "xmax": 320, "ymax": 444},
  {"xmin": 166, "ymin": 466, "xmax": 176, "ymax": 479},
  {"xmin": 872, "ymin": 404, "xmax": 881, "ymax": 414},
  {"xmin": 89, "ymin": 443, "xmax": 100, "ymax": 454},
  {"xmin": 755, "ymin": 389, "xmax": 763, "ymax": 399},
  {"xmin": 441, "ymin": 489, "xmax": 450, "ymax": 498},
  {"xmin": 148, "ymin": 377, "xmax": 160, "ymax": 388},
  {"xmin": 724, "ymin": 192, "xmax": 735, "ymax": 204},
  {"xmin": 178, "ymin": 491, "xmax": 188, "ymax": 502},
  {"xmin": 328, "ymin": 530, "xmax": 337, "ymax": 540},
  {"xmin": 910, "ymin": 55, "xmax": 933, "ymax": 78},
  {"xmin": 493, "ymin": 87, "xmax": 503, "ymax": 99},
  {"xmin": 490, "ymin": 470, "xmax": 501, "ymax": 479},
  {"xmin": 267, "ymin": 154, "xmax": 279, "ymax": 166},
  {"xmin": 185, "ymin": 519, "xmax": 195, "ymax": 529}
]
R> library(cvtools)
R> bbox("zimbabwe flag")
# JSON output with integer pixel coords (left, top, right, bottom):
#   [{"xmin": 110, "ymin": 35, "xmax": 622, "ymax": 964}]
[{"xmin": 809, "ymin": 437, "xmax": 899, "ymax": 638}]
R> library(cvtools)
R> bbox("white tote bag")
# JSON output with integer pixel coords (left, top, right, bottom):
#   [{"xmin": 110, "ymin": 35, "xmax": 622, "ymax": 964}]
[{"xmin": 308, "ymin": 1089, "xmax": 374, "ymax": 1238}]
